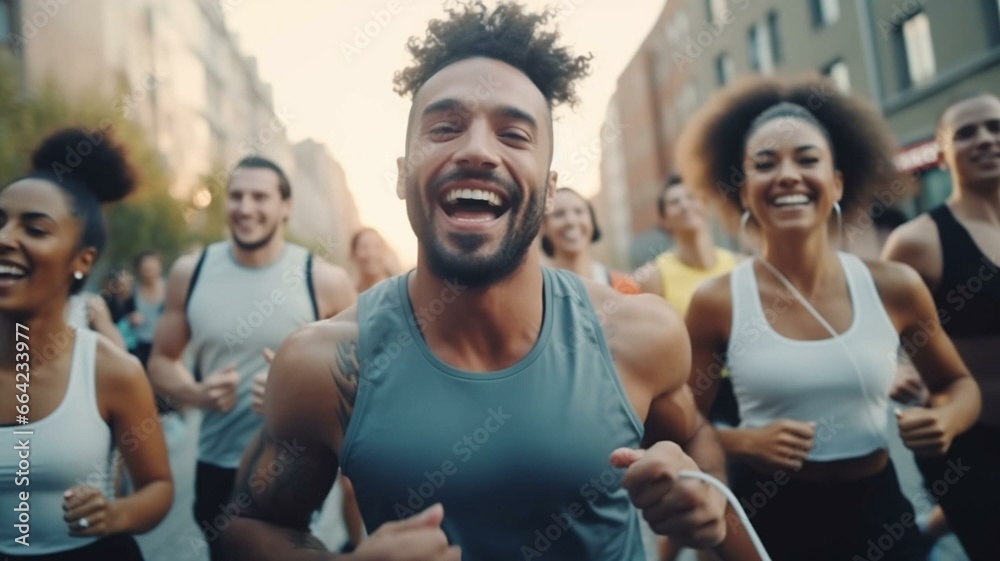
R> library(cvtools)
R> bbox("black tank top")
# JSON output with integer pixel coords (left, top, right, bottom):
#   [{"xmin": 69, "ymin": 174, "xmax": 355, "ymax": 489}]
[{"xmin": 929, "ymin": 205, "xmax": 1000, "ymax": 338}]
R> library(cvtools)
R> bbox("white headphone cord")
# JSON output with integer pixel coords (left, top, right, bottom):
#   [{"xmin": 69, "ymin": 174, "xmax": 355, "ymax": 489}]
[{"xmin": 677, "ymin": 470, "xmax": 773, "ymax": 561}]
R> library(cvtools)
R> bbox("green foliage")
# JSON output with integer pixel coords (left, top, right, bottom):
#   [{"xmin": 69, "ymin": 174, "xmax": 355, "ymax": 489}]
[{"xmin": 0, "ymin": 52, "xmax": 205, "ymax": 273}]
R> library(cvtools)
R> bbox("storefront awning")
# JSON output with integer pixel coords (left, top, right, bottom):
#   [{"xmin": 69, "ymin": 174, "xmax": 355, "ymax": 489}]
[{"xmin": 895, "ymin": 138, "xmax": 939, "ymax": 174}]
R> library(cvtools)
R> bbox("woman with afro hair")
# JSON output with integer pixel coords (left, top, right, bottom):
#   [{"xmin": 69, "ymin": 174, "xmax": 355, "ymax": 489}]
[
  {"xmin": 677, "ymin": 77, "xmax": 981, "ymax": 560},
  {"xmin": 0, "ymin": 129, "xmax": 172, "ymax": 560}
]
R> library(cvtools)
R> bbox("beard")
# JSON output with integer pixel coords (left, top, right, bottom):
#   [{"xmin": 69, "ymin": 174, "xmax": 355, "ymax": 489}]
[
  {"xmin": 409, "ymin": 169, "xmax": 546, "ymax": 289},
  {"xmin": 231, "ymin": 221, "xmax": 280, "ymax": 252}
]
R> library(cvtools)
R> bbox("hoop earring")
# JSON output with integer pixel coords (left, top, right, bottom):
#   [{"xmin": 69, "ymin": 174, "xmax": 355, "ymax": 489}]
[
  {"xmin": 739, "ymin": 210, "xmax": 754, "ymax": 255},
  {"xmin": 832, "ymin": 201, "xmax": 843, "ymax": 249}
]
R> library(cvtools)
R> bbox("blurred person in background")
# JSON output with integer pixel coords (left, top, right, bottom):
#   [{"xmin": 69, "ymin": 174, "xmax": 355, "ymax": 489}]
[
  {"xmin": 541, "ymin": 186, "xmax": 639, "ymax": 294},
  {"xmin": 350, "ymin": 227, "xmax": 397, "ymax": 293},
  {"xmin": 127, "ymin": 251, "xmax": 165, "ymax": 373},
  {"xmin": 882, "ymin": 92, "xmax": 1000, "ymax": 561},
  {"xmin": 634, "ymin": 176, "xmax": 738, "ymax": 561},
  {"xmin": 678, "ymin": 78, "xmax": 981, "ymax": 560},
  {"xmin": 635, "ymin": 175, "xmax": 738, "ymax": 316},
  {"xmin": 0, "ymin": 128, "xmax": 172, "ymax": 560},
  {"xmin": 147, "ymin": 155, "xmax": 355, "ymax": 560}
]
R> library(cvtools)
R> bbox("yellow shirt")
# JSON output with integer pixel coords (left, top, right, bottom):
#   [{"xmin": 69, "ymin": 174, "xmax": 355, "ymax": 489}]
[{"xmin": 653, "ymin": 248, "xmax": 738, "ymax": 317}]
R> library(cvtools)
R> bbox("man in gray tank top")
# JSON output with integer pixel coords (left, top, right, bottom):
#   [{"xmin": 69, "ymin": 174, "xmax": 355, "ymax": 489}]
[
  {"xmin": 221, "ymin": 5, "xmax": 759, "ymax": 560},
  {"xmin": 147, "ymin": 156, "xmax": 356, "ymax": 560}
]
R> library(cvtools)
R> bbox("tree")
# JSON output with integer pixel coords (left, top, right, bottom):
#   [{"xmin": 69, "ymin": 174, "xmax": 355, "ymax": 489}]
[{"xmin": 0, "ymin": 51, "xmax": 195, "ymax": 273}]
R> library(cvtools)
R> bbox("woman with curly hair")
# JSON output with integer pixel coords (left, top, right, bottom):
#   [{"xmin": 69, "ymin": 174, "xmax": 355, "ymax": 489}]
[
  {"xmin": 0, "ymin": 129, "xmax": 172, "ymax": 560},
  {"xmin": 677, "ymin": 77, "xmax": 981, "ymax": 560},
  {"xmin": 541, "ymin": 187, "xmax": 639, "ymax": 294}
]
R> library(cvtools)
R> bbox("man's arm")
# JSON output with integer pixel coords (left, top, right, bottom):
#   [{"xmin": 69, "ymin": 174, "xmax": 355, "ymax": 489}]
[
  {"xmin": 86, "ymin": 295, "xmax": 127, "ymax": 349},
  {"xmin": 880, "ymin": 215, "xmax": 941, "ymax": 291},
  {"xmin": 620, "ymin": 293, "xmax": 760, "ymax": 560},
  {"xmin": 870, "ymin": 261, "xmax": 981, "ymax": 455},
  {"xmin": 147, "ymin": 254, "xmax": 208, "ymax": 408},
  {"xmin": 221, "ymin": 320, "xmax": 350, "ymax": 560},
  {"xmin": 222, "ymin": 311, "xmax": 461, "ymax": 561}
]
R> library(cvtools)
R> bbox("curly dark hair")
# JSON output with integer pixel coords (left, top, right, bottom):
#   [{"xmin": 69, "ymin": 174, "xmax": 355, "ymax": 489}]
[
  {"xmin": 7, "ymin": 127, "xmax": 137, "ymax": 293},
  {"xmin": 393, "ymin": 1, "xmax": 592, "ymax": 108},
  {"xmin": 675, "ymin": 76, "xmax": 901, "ymax": 232}
]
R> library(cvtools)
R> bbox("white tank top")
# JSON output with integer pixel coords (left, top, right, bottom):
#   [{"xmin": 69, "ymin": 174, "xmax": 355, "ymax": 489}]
[
  {"xmin": 726, "ymin": 252, "xmax": 898, "ymax": 461},
  {"xmin": 0, "ymin": 328, "xmax": 113, "ymax": 554}
]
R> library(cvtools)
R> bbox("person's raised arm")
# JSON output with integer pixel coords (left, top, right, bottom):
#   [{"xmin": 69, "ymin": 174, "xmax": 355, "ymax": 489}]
[
  {"xmin": 222, "ymin": 312, "xmax": 460, "ymax": 561},
  {"xmin": 85, "ymin": 294, "xmax": 126, "ymax": 349},
  {"xmin": 147, "ymin": 254, "xmax": 236, "ymax": 411}
]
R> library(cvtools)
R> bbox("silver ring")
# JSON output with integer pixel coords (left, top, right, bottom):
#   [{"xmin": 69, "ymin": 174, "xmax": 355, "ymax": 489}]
[{"xmin": 78, "ymin": 517, "xmax": 89, "ymax": 529}]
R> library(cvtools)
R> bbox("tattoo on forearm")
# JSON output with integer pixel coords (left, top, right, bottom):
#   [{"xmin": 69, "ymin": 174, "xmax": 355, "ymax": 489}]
[
  {"xmin": 332, "ymin": 339, "xmax": 360, "ymax": 433},
  {"xmin": 288, "ymin": 529, "xmax": 329, "ymax": 551},
  {"xmin": 235, "ymin": 430, "xmax": 332, "ymax": 530}
]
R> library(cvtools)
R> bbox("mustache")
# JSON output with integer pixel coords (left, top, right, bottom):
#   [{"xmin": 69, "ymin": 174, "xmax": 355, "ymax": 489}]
[{"xmin": 427, "ymin": 169, "xmax": 521, "ymax": 205}]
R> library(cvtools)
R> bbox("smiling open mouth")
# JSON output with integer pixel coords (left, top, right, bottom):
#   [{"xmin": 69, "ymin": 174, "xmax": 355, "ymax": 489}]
[
  {"xmin": 440, "ymin": 187, "xmax": 511, "ymax": 222},
  {"xmin": 0, "ymin": 263, "xmax": 29, "ymax": 285},
  {"xmin": 771, "ymin": 194, "xmax": 814, "ymax": 208}
]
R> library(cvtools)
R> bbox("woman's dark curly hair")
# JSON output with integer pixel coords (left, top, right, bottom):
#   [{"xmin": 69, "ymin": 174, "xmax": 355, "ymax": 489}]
[
  {"xmin": 675, "ymin": 76, "xmax": 901, "ymax": 232},
  {"xmin": 6, "ymin": 127, "xmax": 137, "ymax": 293},
  {"xmin": 393, "ymin": 1, "xmax": 592, "ymax": 108}
]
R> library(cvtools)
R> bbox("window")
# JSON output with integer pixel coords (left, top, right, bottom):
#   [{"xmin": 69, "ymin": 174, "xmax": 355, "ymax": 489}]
[
  {"xmin": 900, "ymin": 13, "xmax": 936, "ymax": 87},
  {"xmin": 748, "ymin": 22, "xmax": 775, "ymax": 74},
  {"xmin": 824, "ymin": 59, "xmax": 850, "ymax": 91},
  {"xmin": 706, "ymin": 0, "xmax": 727, "ymax": 21},
  {"xmin": 767, "ymin": 11, "xmax": 782, "ymax": 64},
  {"xmin": 716, "ymin": 53, "xmax": 735, "ymax": 85},
  {"xmin": 812, "ymin": 0, "xmax": 840, "ymax": 27},
  {"xmin": 0, "ymin": 0, "xmax": 13, "ymax": 40},
  {"xmin": 677, "ymin": 83, "xmax": 698, "ymax": 117},
  {"xmin": 984, "ymin": 0, "xmax": 1000, "ymax": 45}
]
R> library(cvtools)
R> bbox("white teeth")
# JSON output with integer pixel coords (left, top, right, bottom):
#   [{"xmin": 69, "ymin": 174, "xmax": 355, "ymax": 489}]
[
  {"xmin": 773, "ymin": 194, "xmax": 811, "ymax": 206},
  {"xmin": 444, "ymin": 188, "xmax": 504, "ymax": 207},
  {"xmin": 0, "ymin": 264, "xmax": 27, "ymax": 276}
]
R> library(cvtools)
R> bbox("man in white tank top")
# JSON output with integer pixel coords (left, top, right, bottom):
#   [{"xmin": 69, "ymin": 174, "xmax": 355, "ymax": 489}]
[{"xmin": 147, "ymin": 157, "xmax": 356, "ymax": 560}]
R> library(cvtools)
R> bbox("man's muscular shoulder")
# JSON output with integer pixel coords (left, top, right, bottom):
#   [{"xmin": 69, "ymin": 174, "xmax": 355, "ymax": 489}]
[
  {"xmin": 580, "ymin": 279, "xmax": 690, "ymax": 395},
  {"xmin": 882, "ymin": 213, "xmax": 942, "ymax": 290},
  {"xmin": 266, "ymin": 305, "xmax": 359, "ymax": 452}
]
